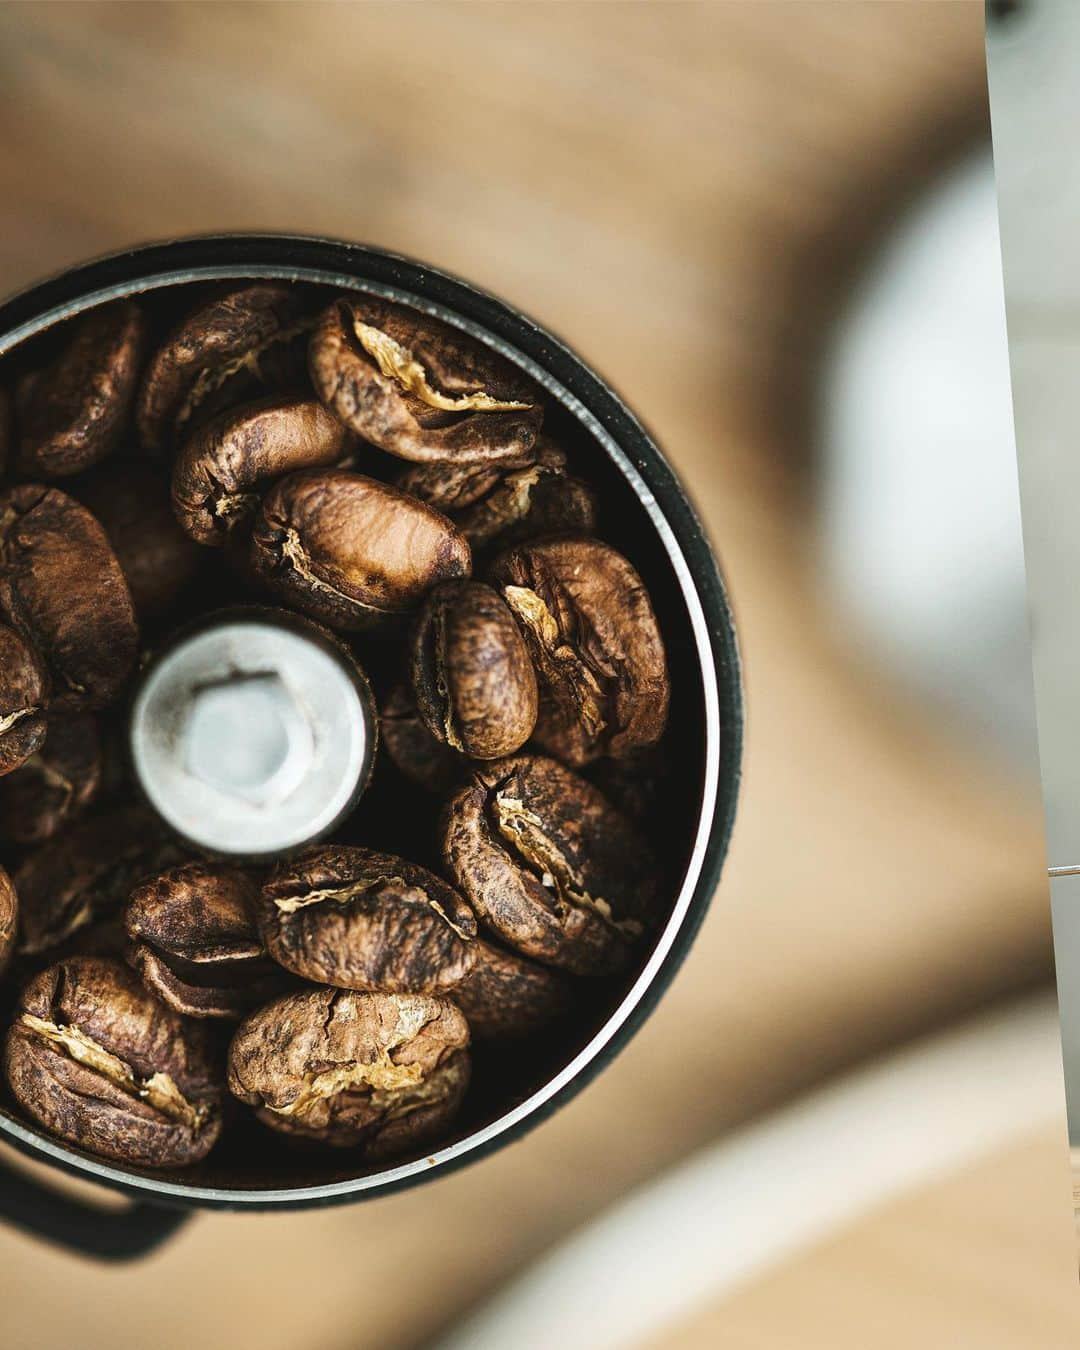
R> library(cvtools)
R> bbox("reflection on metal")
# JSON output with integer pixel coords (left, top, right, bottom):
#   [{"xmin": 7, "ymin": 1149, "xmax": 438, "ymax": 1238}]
[{"xmin": 988, "ymin": 0, "xmax": 1080, "ymax": 867}]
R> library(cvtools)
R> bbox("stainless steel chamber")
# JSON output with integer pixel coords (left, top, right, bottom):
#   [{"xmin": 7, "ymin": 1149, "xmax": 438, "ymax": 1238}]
[{"xmin": 0, "ymin": 236, "xmax": 742, "ymax": 1257}]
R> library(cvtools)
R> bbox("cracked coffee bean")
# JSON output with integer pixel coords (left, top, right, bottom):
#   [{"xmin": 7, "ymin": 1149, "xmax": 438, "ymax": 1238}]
[
  {"xmin": 0, "ymin": 713, "xmax": 101, "ymax": 845},
  {"xmin": 5, "ymin": 955, "xmax": 222, "ymax": 1167},
  {"xmin": 309, "ymin": 295, "xmax": 542, "ymax": 465},
  {"xmin": 126, "ymin": 862, "xmax": 287, "ymax": 1019},
  {"xmin": 136, "ymin": 283, "xmax": 315, "ymax": 454},
  {"xmin": 380, "ymin": 680, "xmax": 466, "ymax": 794},
  {"xmin": 256, "ymin": 844, "xmax": 477, "ymax": 994},
  {"xmin": 411, "ymin": 579, "xmax": 537, "ymax": 760},
  {"xmin": 77, "ymin": 459, "xmax": 204, "ymax": 621},
  {"xmin": 441, "ymin": 754, "xmax": 658, "ymax": 975},
  {"xmin": 398, "ymin": 440, "xmax": 597, "ymax": 553},
  {"xmin": 15, "ymin": 806, "xmax": 185, "ymax": 958},
  {"xmin": 15, "ymin": 301, "xmax": 145, "ymax": 478},
  {"xmin": 172, "ymin": 394, "xmax": 352, "ymax": 546},
  {"xmin": 0, "ymin": 623, "xmax": 48, "ymax": 776},
  {"xmin": 0, "ymin": 866, "xmax": 16, "ymax": 979},
  {"xmin": 0, "ymin": 486, "xmax": 138, "ymax": 712},
  {"xmin": 249, "ymin": 469, "xmax": 471, "ymax": 630},
  {"xmin": 453, "ymin": 938, "xmax": 570, "ymax": 1041},
  {"xmin": 227, "ymin": 985, "xmax": 470, "ymax": 1152},
  {"xmin": 490, "ymin": 536, "xmax": 669, "ymax": 766}
]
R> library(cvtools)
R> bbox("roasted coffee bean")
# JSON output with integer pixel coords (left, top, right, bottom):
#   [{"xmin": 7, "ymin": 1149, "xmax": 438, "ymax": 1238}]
[
  {"xmin": 398, "ymin": 441, "xmax": 596, "ymax": 552},
  {"xmin": 257, "ymin": 844, "xmax": 477, "ymax": 994},
  {"xmin": 0, "ymin": 486, "xmax": 138, "ymax": 712},
  {"xmin": 0, "ymin": 713, "xmax": 101, "ymax": 845},
  {"xmin": 309, "ymin": 296, "xmax": 542, "ymax": 465},
  {"xmin": 587, "ymin": 747, "xmax": 668, "ymax": 827},
  {"xmin": 15, "ymin": 302, "xmax": 145, "ymax": 478},
  {"xmin": 126, "ymin": 862, "xmax": 286, "ymax": 1019},
  {"xmin": 0, "ymin": 388, "xmax": 12, "ymax": 478},
  {"xmin": 228, "ymin": 986, "xmax": 470, "ymax": 1152},
  {"xmin": 411, "ymin": 580, "xmax": 537, "ymax": 759},
  {"xmin": 0, "ymin": 623, "xmax": 48, "ymax": 776},
  {"xmin": 380, "ymin": 681, "xmax": 466, "ymax": 794},
  {"xmin": 77, "ymin": 460, "xmax": 204, "ymax": 621},
  {"xmin": 15, "ymin": 807, "xmax": 185, "ymax": 958},
  {"xmin": 60, "ymin": 915, "xmax": 130, "ymax": 963},
  {"xmin": 137, "ymin": 283, "xmax": 315, "ymax": 454},
  {"xmin": 453, "ymin": 939, "xmax": 569, "ymax": 1041},
  {"xmin": 441, "ymin": 754, "xmax": 658, "ymax": 975},
  {"xmin": 172, "ymin": 394, "xmax": 353, "ymax": 546},
  {"xmin": 249, "ymin": 469, "xmax": 471, "ymax": 630},
  {"xmin": 490, "ymin": 537, "xmax": 669, "ymax": 765},
  {"xmin": 5, "ymin": 956, "xmax": 222, "ymax": 1167},
  {"xmin": 0, "ymin": 866, "xmax": 16, "ymax": 979}
]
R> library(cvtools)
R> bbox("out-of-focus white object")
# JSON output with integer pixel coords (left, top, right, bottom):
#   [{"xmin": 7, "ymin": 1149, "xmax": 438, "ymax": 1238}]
[
  {"xmin": 822, "ymin": 150, "xmax": 1036, "ymax": 770},
  {"xmin": 433, "ymin": 995, "xmax": 1061, "ymax": 1350}
]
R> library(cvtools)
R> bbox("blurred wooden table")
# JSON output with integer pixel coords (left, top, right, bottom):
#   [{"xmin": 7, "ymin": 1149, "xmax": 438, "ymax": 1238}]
[
  {"xmin": 0, "ymin": 4, "xmax": 1068, "ymax": 1348},
  {"xmin": 652, "ymin": 1128, "xmax": 1078, "ymax": 1350}
]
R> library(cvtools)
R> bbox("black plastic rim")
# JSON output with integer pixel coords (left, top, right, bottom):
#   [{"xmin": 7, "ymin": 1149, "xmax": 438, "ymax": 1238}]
[{"xmin": 0, "ymin": 235, "xmax": 743, "ymax": 1210}]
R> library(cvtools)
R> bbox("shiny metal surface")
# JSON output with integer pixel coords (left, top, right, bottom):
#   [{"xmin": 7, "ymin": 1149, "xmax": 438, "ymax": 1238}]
[{"xmin": 130, "ymin": 613, "xmax": 375, "ymax": 858}]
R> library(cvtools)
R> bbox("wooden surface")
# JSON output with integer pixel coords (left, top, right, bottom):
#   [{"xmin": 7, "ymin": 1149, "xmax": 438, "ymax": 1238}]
[
  {"xmin": 0, "ymin": 4, "xmax": 1070, "ymax": 1348},
  {"xmin": 649, "ymin": 1127, "xmax": 1079, "ymax": 1350}
]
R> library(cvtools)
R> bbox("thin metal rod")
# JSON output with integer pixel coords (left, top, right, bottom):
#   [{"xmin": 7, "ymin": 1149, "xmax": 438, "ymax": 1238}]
[{"xmin": 1048, "ymin": 865, "xmax": 1080, "ymax": 878}]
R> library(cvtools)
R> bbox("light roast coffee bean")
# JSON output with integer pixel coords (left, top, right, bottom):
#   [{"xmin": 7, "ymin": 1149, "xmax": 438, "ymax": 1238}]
[
  {"xmin": 249, "ymin": 469, "xmax": 471, "ymax": 630},
  {"xmin": 0, "ymin": 486, "xmax": 138, "ymax": 712},
  {"xmin": 172, "ymin": 394, "xmax": 352, "ymax": 545},
  {"xmin": 227, "ymin": 986, "xmax": 470, "ymax": 1153},
  {"xmin": 490, "ymin": 536, "xmax": 669, "ymax": 765},
  {"xmin": 15, "ymin": 302, "xmax": 145, "ymax": 478},
  {"xmin": 309, "ymin": 296, "xmax": 542, "ymax": 464},
  {"xmin": 5, "ymin": 956, "xmax": 222, "ymax": 1167},
  {"xmin": 126, "ymin": 862, "xmax": 287, "ymax": 1019},
  {"xmin": 411, "ymin": 580, "xmax": 537, "ymax": 759},
  {"xmin": 398, "ymin": 441, "xmax": 596, "ymax": 553},
  {"xmin": 440, "ymin": 754, "xmax": 658, "ymax": 975},
  {"xmin": 0, "ymin": 713, "xmax": 100, "ymax": 845},
  {"xmin": 256, "ymin": 844, "xmax": 476, "ymax": 994},
  {"xmin": 137, "ymin": 283, "xmax": 315, "ymax": 454},
  {"xmin": 0, "ymin": 623, "xmax": 48, "ymax": 776}
]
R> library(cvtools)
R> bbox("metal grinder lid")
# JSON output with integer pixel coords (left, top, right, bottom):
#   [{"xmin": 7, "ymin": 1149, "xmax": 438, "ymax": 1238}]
[{"xmin": 129, "ymin": 611, "xmax": 375, "ymax": 858}]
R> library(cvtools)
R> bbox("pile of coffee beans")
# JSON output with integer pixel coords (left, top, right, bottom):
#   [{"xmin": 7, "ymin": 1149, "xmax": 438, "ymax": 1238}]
[{"xmin": 0, "ymin": 282, "xmax": 671, "ymax": 1172}]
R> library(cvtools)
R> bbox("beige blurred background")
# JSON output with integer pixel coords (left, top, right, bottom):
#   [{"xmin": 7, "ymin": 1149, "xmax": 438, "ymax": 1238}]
[{"xmin": 0, "ymin": 3, "xmax": 1074, "ymax": 1347}]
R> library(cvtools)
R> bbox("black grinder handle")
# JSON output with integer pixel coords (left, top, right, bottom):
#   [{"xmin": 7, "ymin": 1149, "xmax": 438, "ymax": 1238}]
[{"xmin": 0, "ymin": 1155, "xmax": 189, "ymax": 1260}]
